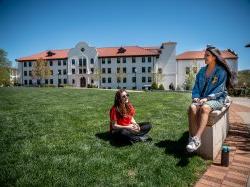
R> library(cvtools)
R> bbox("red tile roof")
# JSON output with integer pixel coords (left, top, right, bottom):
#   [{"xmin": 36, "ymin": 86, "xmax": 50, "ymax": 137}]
[
  {"xmin": 17, "ymin": 49, "xmax": 69, "ymax": 62},
  {"xmin": 176, "ymin": 50, "xmax": 238, "ymax": 60},
  {"xmin": 16, "ymin": 46, "xmax": 160, "ymax": 62},
  {"xmin": 96, "ymin": 46, "xmax": 159, "ymax": 57}
]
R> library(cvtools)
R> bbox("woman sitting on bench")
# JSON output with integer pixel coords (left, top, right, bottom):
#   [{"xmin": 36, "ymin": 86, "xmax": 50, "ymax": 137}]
[
  {"xmin": 186, "ymin": 45, "xmax": 233, "ymax": 152},
  {"xmin": 109, "ymin": 89, "xmax": 152, "ymax": 144}
]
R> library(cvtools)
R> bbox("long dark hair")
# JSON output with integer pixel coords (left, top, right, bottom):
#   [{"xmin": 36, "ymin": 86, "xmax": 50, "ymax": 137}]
[
  {"xmin": 114, "ymin": 89, "xmax": 133, "ymax": 117},
  {"xmin": 206, "ymin": 46, "xmax": 233, "ymax": 89}
]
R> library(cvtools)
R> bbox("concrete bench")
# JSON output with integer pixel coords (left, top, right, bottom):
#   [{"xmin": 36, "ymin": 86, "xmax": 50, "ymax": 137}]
[{"xmin": 197, "ymin": 100, "xmax": 231, "ymax": 160}]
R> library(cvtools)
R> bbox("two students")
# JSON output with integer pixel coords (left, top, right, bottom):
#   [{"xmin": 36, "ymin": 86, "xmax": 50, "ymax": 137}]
[{"xmin": 109, "ymin": 46, "xmax": 232, "ymax": 149}]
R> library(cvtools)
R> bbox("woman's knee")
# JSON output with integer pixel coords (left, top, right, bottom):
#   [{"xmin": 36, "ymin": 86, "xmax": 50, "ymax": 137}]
[
  {"xmin": 189, "ymin": 104, "xmax": 198, "ymax": 115},
  {"xmin": 200, "ymin": 105, "xmax": 211, "ymax": 114}
]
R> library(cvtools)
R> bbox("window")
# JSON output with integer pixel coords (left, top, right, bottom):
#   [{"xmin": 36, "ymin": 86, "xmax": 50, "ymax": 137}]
[
  {"xmin": 24, "ymin": 71, "xmax": 27, "ymax": 76},
  {"xmin": 148, "ymin": 56, "xmax": 151, "ymax": 62},
  {"xmin": 132, "ymin": 77, "xmax": 136, "ymax": 83},
  {"xmin": 24, "ymin": 80, "xmax": 27, "ymax": 85},
  {"xmin": 142, "ymin": 67, "xmax": 145, "ymax": 73},
  {"xmin": 117, "ymin": 77, "xmax": 121, "ymax": 83},
  {"xmin": 79, "ymin": 59, "xmax": 83, "ymax": 66},
  {"xmin": 102, "ymin": 68, "xmax": 106, "ymax": 74},
  {"xmin": 58, "ymin": 70, "xmax": 61, "ymax": 75},
  {"xmin": 58, "ymin": 60, "xmax": 61, "ymax": 66},
  {"xmin": 148, "ymin": 77, "xmax": 152, "ymax": 82},
  {"xmin": 193, "ymin": 67, "xmax": 198, "ymax": 73},
  {"xmin": 50, "ymin": 61, "xmax": 53, "ymax": 66},
  {"xmin": 132, "ymin": 67, "xmax": 137, "ymax": 73},
  {"xmin": 123, "ymin": 67, "xmax": 126, "ymax": 73},
  {"xmin": 72, "ymin": 59, "xmax": 75, "ymax": 65},
  {"xmin": 83, "ymin": 69, "xmax": 86, "ymax": 74},
  {"xmin": 123, "ymin": 87, "xmax": 126, "ymax": 89},
  {"xmin": 186, "ymin": 67, "xmax": 190, "ymax": 74},
  {"xmin": 132, "ymin": 87, "xmax": 137, "ymax": 90},
  {"xmin": 91, "ymin": 58, "xmax": 94, "ymax": 64},
  {"xmin": 29, "ymin": 62, "xmax": 32, "ymax": 67},
  {"xmin": 102, "ymin": 77, "xmax": 106, "ymax": 83},
  {"xmin": 91, "ymin": 79, "xmax": 94, "ymax": 84},
  {"xmin": 45, "ymin": 79, "xmax": 48, "ymax": 84},
  {"xmin": 72, "ymin": 69, "xmax": 75, "ymax": 74},
  {"xmin": 72, "ymin": 79, "xmax": 75, "ymax": 84},
  {"xmin": 79, "ymin": 69, "xmax": 83, "ymax": 74},
  {"xmin": 142, "ymin": 77, "xmax": 146, "ymax": 83},
  {"xmin": 102, "ymin": 58, "xmax": 105, "ymax": 64},
  {"xmin": 50, "ymin": 70, "xmax": 53, "ymax": 75},
  {"xmin": 132, "ymin": 57, "xmax": 136, "ymax": 63},
  {"xmin": 91, "ymin": 68, "xmax": 94, "ymax": 74},
  {"xmin": 142, "ymin": 57, "xmax": 145, "ymax": 63},
  {"xmin": 117, "ymin": 67, "xmax": 120, "ymax": 73},
  {"xmin": 63, "ymin": 79, "xmax": 67, "ymax": 84},
  {"xmin": 117, "ymin": 58, "xmax": 120, "ymax": 63},
  {"xmin": 108, "ymin": 58, "xmax": 111, "ymax": 64},
  {"xmin": 158, "ymin": 68, "xmax": 162, "ymax": 74},
  {"xmin": 123, "ymin": 77, "xmax": 126, "ymax": 83},
  {"xmin": 122, "ymin": 57, "xmax": 126, "ymax": 63},
  {"xmin": 29, "ymin": 80, "xmax": 32, "ymax": 85},
  {"xmin": 83, "ymin": 58, "xmax": 86, "ymax": 66},
  {"xmin": 63, "ymin": 69, "xmax": 67, "ymax": 75},
  {"xmin": 24, "ymin": 62, "xmax": 27, "ymax": 67},
  {"xmin": 37, "ymin": 80, "xmax": 41, "ymax": 85},
  {"xmin": 108, "ymin": 68, "xmax": 111, "ymax": 74},
  {"xmin": 50, "ymin": 79, "xmax": 53, "ymax": 84},
  {"xmin": 29, "ymin": 71, "xmax": 32, "ymax": 76},
  {"xmin": 108, "ymin": 77, "xmax": 112, "ymax": 83},
  {"xmin": 148, "ymin": 67, "xmax": 151, "ymax": 73},
  {"xmin": 63, "ymin": 60, "xmax": 67, "ymax": 66},
  {"xmin": 58, "ymin": 79, "xmax": 61, "ymax": 84}
]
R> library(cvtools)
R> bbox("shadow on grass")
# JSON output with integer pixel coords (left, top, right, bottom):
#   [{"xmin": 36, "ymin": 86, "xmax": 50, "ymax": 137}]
[
  {"xmin": 95, "ymin": 131, "xmax": 133, "ymax": 147},
  {"xmin": 155, "ymin": 131, "xmax": 194, "ymax": 167}
]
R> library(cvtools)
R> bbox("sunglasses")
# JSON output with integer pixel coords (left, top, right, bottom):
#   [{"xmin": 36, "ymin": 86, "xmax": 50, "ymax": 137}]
[{"xmin": 122, "ymin": 94, "xmax": 129, "ymax": 98}]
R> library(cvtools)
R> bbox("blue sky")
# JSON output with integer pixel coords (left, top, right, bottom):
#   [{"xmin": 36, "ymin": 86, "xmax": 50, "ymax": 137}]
[{"xmin": 0, "ymin": 0, "xmax": 250, "ymax": 70}]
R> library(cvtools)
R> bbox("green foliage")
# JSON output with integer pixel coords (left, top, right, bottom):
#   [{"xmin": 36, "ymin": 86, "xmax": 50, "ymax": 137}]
[
  {"xmin": 183, "ymin": 71, "xmax": 196, "ymax": 90},
  {"xmin": 158, "ymin": 84, "xmax": 165, "ymax": 90},
  {"xmin": 237, "ymin": 69, "xmax": 250, "ymax": 87},
  {"xmin": 151, "ymin": 82, "xmax": 158, "ymax": 90},
  {"xmin": 32, "ymin": 58, "xmax": 51, "ymax": 85},
  {"xmin": 0, "ymin": 49, "xmax": 12, "ymax": 86}
]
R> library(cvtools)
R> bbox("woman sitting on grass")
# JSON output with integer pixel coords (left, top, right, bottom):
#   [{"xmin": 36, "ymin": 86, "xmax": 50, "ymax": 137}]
[
  {"xmin": 186, "ymin": 45, "xmax": 232, "ymax": 152},
  {"xmin": 109, "ymin": 89, "xmax": 152, "ymax": 144}
]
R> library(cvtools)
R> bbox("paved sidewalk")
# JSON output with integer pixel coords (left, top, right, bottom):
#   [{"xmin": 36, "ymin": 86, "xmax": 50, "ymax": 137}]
[{"xmin": 195, "ymin": 101, "xmax": 250, "ymax": 187}]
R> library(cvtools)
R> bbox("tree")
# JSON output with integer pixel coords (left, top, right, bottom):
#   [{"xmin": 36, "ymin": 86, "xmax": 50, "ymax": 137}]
[
  {"xmin": 92, "ymin": 66, "xmax": 102, "ymax": 88},
  {"xmin": 183, "ymin": 70, "xmax": 196, "ymax": 90},
  {"xmin": 116, "ymin": 66, "xmax": 125, "ymax": 89},
  {"xmin": 32, "ymin": 58, "xmax": 50, "ymax": 85},
  {"xmin": 0, "ymin": 49, "xmax": 12, "ymax": 86}
]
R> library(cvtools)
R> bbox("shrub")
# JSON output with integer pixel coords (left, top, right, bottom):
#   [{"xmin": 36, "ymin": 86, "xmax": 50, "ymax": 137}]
[{"xmin": 151, "ymin": 82, "xmax": 158, "ymax": 90}]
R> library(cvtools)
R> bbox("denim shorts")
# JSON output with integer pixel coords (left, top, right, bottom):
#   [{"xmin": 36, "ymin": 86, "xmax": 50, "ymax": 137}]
[{"xmin": 203, "ymin": 100, "xmax": 224, "ymax": 110}]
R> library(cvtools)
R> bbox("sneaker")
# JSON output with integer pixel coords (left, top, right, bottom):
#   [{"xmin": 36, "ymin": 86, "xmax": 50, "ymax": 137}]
[{"xmin": 186, "ymin": 136, "xmax": 201, "ymax": 152}]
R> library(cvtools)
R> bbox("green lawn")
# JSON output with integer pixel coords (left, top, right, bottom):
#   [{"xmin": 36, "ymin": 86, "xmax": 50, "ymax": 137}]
[{"xmin": 0, "ymin": 87, "xmax": 209, "ymax": 186}]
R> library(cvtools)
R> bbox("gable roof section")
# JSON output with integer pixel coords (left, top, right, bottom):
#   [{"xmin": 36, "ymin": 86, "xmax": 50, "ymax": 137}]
[{"xmin": 176, "ymin": 50, "xmax": 238, "ymax": 60}]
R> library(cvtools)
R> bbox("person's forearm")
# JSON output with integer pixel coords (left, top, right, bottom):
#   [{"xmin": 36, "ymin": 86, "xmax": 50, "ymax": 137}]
[{"xmin": 113, "ymin": 123, "xmax": 131, "ymax": 130}]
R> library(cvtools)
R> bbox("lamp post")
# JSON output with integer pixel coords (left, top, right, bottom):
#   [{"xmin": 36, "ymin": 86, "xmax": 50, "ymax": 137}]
[
  {"xmin": 134, "ymin": 67, "xmax": 137, "ymax": 90},
  {"xmin": 57, "ymin": 70, "xmax": 59, "ymax": 87}
]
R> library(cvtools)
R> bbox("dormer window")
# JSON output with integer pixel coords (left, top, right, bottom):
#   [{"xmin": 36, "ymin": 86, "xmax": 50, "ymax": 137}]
[
  {"xmin": 47, "ymin": 51, "xmax": 55, "ymax": 57},
  {"xmin": 81, "ymin": 48, "xmax": 85, "ymax": 52},
  {"xmin": 117, "ymin": 47, "xmax": 126, "ymax": 53}
]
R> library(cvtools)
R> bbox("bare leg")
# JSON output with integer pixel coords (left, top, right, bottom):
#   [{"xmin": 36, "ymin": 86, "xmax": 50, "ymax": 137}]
[
  {"xmin": 188, "ymin": 104, "xmax": 201, "ymax": 137},
  {"xmin": 195, "ymin": 104, "xmax": 212, "ymax": 139}
]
